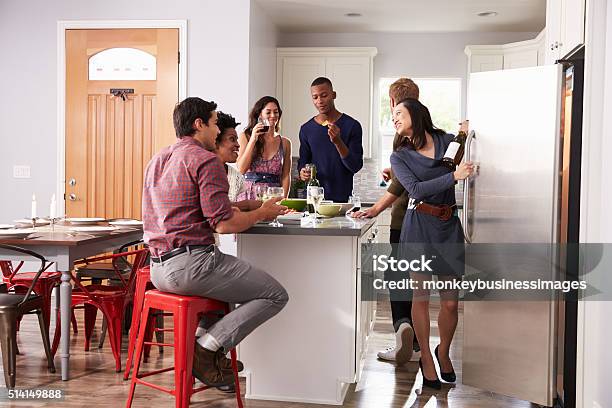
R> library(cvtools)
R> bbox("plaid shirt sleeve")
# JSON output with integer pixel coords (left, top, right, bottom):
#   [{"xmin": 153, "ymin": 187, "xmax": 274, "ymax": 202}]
[{"xmin": 198, "ymin": 156, "xmax": 234, "ymax": 228}]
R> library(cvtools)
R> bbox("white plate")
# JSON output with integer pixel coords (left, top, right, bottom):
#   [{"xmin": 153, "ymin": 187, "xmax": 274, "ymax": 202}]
[
  {"xmin": 0, "ymin": 224, "xmax": 15, "ymax": 229},
  {"xmin": 66, "ymin": 217, "xmax": 106, "ymax": 225},
  {"xmin": 278, "ymin": 213, "xmax": 304, "ymax": 221},
  {"xmin": 69, "ymin": 226, "xmax": 117, "ymax": 233},
  {"xmin": 13, "ymin": 218, "xmax": 51, "ymax": 226},
  {"xmin": 109, "ymin": 219, "xmax": 143, "ymax": 227},
  {"xmin": 0, "ymin": 228, "xmax": 35, "ymax": 238}
]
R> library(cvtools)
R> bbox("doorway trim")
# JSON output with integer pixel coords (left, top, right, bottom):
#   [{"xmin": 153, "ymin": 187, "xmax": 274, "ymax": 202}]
[{"xmin": 56, "ymin": 20, "xmax": 187, "ymax": 216}]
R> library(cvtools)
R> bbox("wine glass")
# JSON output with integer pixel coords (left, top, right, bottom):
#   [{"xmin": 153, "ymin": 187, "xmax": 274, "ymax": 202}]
[
  {"xmin": 348, "ymin": 194, "xmax": 361, "ymax": 214},
  {"xmin": 259, "ymin": 117, "xmax": 271, "ymax": 133},
  {"xmin": 266, "ymin": 187, "xmax": 285, "ymax": 227},
  {"xmin": 254, "ymin": 184, "xmax": 267, "ymax": 201},
  {"xmin": 307, "ymin": 186, "xmax": 324, "ymax": 224}
]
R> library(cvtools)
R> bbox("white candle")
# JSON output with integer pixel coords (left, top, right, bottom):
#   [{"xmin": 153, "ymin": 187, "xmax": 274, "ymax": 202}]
[
  {"xmin": 31, "ymin": 194, "xmax": 37, "ymax": 219},
  {"xmin": 50, "ymin": 194, "xmax": 56, "ymax": 219}
]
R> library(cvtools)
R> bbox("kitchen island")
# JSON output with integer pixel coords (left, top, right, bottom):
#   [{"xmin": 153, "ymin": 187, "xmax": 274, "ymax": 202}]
[{"xmin": 234, "ymin": 215, "xmax": 379, "ymax": 405}]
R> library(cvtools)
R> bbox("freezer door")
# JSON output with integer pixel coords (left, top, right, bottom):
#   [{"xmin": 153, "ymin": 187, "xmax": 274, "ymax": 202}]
[{"xmin": 462, "ymin": 65, "xmax": 563, "ymax": 406}]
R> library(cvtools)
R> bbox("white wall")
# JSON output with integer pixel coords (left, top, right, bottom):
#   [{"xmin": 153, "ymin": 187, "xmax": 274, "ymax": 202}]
[
  {"xmin": 0, "ymin": 0, "xmax": 251, "ymax": 221},
  {"xmin": 278, "ymin": 31, "xmax": 538, "ymax": 161},
  {"xmin": 579, "ymin": 0, "xmax": 612, "ymax": 406},
  {"xmin": 248, "ymin": 0, "xmax": 279, "ymax": 108}
]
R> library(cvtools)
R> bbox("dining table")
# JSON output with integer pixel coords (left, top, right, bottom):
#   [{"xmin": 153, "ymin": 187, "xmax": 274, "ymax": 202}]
[{"xmin": 0, "ymin": 221, "xmax": 143, "ymax": 380}]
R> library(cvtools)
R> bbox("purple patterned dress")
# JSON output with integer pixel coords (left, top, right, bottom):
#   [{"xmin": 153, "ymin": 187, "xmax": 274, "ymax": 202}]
[{"xmin": 237, "ymin": 139, "xmax": 285, "ymax": 201}]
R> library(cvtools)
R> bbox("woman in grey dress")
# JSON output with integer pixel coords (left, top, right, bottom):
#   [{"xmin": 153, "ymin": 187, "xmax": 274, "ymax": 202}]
[{"xmin": 390, "ymin": 98, "xmax": 473, "ymax": 389}]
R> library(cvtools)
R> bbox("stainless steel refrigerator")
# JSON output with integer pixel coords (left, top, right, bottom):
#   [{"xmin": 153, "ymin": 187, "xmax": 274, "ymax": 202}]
[{"xmin": 461, "ymin": 55, "xmax": 583, "ymax": 407}]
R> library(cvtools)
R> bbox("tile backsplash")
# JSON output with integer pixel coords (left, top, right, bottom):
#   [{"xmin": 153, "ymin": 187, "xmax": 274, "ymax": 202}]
[{"xmin": 290, "ymin": 157, "xmax": 389, "ymax": 203}]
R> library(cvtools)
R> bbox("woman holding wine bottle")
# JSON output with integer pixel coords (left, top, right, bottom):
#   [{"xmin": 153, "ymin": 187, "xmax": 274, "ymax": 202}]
[
  {"xmin": 390, "ymin": 98, "xmax": 474, "ymax": 390},
  {"xmin": 236, "ymin": 96, "xmax": 292, "ymax": 200}
]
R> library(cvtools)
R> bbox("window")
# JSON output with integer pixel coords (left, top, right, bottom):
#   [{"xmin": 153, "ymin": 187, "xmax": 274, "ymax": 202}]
[
  {"xmin": 89, "ymin": 47, "xmax": 156, "ymax": 81},
  {"xmin": 379, "ymin": 77, "xmax": 462, "ymax": 169}
]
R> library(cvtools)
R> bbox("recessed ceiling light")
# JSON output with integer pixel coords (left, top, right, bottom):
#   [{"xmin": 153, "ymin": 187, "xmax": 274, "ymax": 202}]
[
  {"xmin": 477, "ymin": 11, "xmax": 498, "ymax": 17},
  {"xmin": 345, "ymin": 12, "xmax": 362, "ymax": 17}
]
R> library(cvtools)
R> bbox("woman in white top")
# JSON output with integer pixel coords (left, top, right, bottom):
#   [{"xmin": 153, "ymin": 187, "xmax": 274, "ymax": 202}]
[{"xmin": 215, "ymin": 111, "xmax": 261, "ymax": 210}]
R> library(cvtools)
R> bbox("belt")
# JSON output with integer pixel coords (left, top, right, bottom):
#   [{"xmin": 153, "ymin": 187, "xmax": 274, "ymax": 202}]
[
  {"xmin": 408, "ymin": 198, "xmax": 457, "ymax": 221},
  {"xmin": 244, "ymin": 172, "xmax": 280, "ymax": 184},
  {"xmin": 151, "ymin": 245, "xmax": 213, "ymax": 264}
]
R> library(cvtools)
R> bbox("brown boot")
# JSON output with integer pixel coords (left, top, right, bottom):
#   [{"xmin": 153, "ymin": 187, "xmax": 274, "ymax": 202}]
[
  {"xmin": 218, "ymin": 352, "xmax": 244, "ymax": 372},
  {"xmin": 192, "ymin": 344, "xmax": 234, "ymax": 387}
]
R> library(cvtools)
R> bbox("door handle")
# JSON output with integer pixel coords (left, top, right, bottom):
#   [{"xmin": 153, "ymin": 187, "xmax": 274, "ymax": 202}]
[
  {"xmin": 462, "ymin": 130, "xmax": 476, "ymax": 244},
  {"xmin": 68, "ymin": 193, "xmax": 77, "ymax": 201}
]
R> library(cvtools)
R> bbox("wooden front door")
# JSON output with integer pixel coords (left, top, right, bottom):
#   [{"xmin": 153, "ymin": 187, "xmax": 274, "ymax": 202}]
[{"xmin": 65, "ymin": 28, "xmax": 179, "ymax": 219}]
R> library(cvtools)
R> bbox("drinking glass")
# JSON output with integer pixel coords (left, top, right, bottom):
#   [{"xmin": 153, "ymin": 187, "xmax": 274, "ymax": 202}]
[
  {"xmin": 259, "ymin": 117, "xmax": 271, "ymax": 133},
  {"xmin": 254, "ymin": 184, "xmax": 267, "ymax": 201},
  {"xmin": 303, "ymin": 163, "xmax": 314, "ymax": 180},
  {"xmin": 348, "ymin": 194, "xmax": 361, "ymax": 213},
  {"xmin": 266, "ymin": 187, "xmax": 285, "ymax": 227},
  {"xmin": 307, "ymin": 186, "xmax": 324, "ymax": 224}
]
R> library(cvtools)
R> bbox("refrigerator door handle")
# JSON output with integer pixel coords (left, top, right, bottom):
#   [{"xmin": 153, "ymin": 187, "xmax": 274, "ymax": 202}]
[{"xmin": 462, "ymin": 130, "xmax": 476, "ymax": 244}]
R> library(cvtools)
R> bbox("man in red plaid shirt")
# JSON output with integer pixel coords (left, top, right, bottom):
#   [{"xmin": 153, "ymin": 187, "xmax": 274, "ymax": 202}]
[{"xmin": 143, "ymin": 97, "xmax": 289, "ymax": 388}]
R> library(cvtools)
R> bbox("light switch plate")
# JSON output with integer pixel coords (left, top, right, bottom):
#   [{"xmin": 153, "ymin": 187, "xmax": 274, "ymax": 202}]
[{"xmin": 13, "ymin": 165, "xmax": 31, "ymax": 178}]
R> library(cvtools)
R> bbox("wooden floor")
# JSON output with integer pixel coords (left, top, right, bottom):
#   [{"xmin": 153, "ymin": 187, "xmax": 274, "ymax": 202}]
[{"xmin": 1, "ymin": 299, "xmax": 536, "ymax": 407}]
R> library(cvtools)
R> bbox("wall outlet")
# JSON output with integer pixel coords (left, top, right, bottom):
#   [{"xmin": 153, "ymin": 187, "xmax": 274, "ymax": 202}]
[
  {"xmin": 593, "ymin": 402, "xmax": 602, "ymax": 408},
  {"xmin": 13, "ymin": 165, "xmax": 31, "ymax": 179}
]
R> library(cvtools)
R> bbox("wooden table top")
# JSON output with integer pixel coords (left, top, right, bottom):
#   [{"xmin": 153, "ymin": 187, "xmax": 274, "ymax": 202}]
[{"xmin": 0, "ymin": 223, "xmax": 143, "ymax": 247}]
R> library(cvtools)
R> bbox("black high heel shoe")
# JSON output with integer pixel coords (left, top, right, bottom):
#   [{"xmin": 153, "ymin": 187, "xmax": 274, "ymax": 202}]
[
  {"xmin": 434, "ymin": 345, "xmax": 456, "ymax": 383},
  {"xmin": 419, "ymin": 358, "xmax": 442, "ymax": 390}
]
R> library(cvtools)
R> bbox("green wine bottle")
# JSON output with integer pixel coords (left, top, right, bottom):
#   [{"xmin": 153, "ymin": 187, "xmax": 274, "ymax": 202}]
[
  {"xmin": 442, "ymin": 130, "xmax": 467, "ymax": 169},
  {"xmin": 306, "ymin": 165, "xmax": 320, "ymax": 212}
]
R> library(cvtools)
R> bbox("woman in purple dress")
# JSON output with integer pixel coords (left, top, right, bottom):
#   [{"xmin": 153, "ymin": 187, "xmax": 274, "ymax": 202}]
[
  {"xmin": 236, "ymin": 96, "xmax": 292, "ymax": 200},
  {"xmin": 390, "ymin": 98, "xmax": 474, "ymax": 389}
]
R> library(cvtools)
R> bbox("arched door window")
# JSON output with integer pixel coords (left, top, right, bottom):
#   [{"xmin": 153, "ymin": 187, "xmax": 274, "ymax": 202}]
[{"xmin": 88, "ymin": 47, "xmax": 156, "ymax": 80}]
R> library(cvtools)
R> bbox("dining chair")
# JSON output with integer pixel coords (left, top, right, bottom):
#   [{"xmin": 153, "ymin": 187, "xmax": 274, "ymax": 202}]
[
  {"xmin": 50, "ymin": 243, "xmax": 148, "ymax": 372},
  {"xmin": 74, "ymin": 239, "xmax": 143, "ymax": 348},
  {"xmin": 0, "ymin": 258, "xmax": 79, "ymax": 353},
  {"xmin": 0, "ymin": 244, "xmax": 56, "ymax": 388}
]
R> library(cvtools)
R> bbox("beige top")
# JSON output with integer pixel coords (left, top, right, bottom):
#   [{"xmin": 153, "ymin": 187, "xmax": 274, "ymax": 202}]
[{"xmin": 227, "ymin": 165, "xmax": 246, "ymax": 202}]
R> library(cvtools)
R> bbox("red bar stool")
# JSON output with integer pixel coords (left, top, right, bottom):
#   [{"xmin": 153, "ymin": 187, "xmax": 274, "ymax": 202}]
[
  {"xmin": 126, "ymin": 290, "xmax": 243, "ymax": 408},
  {"xmin": 124, "ymin": 266, "xmax": 166, "ymax": 380}
]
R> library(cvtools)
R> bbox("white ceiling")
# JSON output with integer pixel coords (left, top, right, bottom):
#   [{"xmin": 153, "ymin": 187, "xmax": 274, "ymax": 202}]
[{"xmin": 256, "ymin": 0, "xmax": 546, "ymax": 33}]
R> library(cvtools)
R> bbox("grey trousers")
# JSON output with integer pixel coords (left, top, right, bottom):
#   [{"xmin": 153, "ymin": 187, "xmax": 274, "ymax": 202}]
[{"xmin": 150, "ymin": 246, "xmax": 289, "ymax": 350}]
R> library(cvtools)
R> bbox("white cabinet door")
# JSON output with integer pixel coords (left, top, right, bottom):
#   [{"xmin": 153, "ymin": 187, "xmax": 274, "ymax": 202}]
[
  {"xmin": 560, "ymin": 0, "xmax": 585, "ymax": 57},
  {"xmin": 545, "ymin": 0, "xmax": 562, "ymax": 64},
  {"xmin": 470, "ymin": 54, "xmax": 504, "ymax": 73},
  {"xmin": 325, "ymin": 57, "xmax": 372, "ymax": 158},
  {"xmin": 503, "ymin": 49, "xmax": 539, "ymax": 69},
  {"xmin": 277, "ymin": 56, "xmax": 326, "ymax": 152}
]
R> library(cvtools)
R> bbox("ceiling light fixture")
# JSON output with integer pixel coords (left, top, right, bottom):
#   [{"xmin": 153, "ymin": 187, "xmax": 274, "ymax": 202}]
[
  {"xmin": 477, "ymin": 11, "xmax": 498, "ymax": 17},
  {"xmin": 345, "ymin": 12, "xmax": 362, "ymax": 17}
]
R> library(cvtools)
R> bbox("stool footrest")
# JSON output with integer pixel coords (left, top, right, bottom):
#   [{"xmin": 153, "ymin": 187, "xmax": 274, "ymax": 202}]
[
  {"xmin": 144, "ymin": 341, "xmax": 174, "ymax": 347},
  {"xmin": 135, "ymin": 378, "xmax": 174, "ymax": 395},
  {"xmin": 137, "ymin": 366, "xmax": 175, "ymax": 378}
]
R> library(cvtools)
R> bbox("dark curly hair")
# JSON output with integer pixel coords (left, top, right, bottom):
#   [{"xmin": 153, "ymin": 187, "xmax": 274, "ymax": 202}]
[
  {"xmin": 244, "ymin": 96, "xmax": 283, "ymax": 159},
  {"xmin": 216, "ymin": 111, "xmax": 241, "ymax": 145}
]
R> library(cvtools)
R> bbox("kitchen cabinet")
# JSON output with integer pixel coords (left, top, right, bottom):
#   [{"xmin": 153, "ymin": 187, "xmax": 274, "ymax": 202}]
[
  {"xmin": 465, "ymin": 31, "xmax": 546, "ymax": 74},
  {"xmin": 277, "ymin": 47, "xmax": 377, "ymax": 158},
  {"xmin": 236, "ymin": 216, "xmax": 379, "ymax": 404},
  {"xmin": 545, "ymin": 0, "xmax": 586, "ymax": 63}
]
